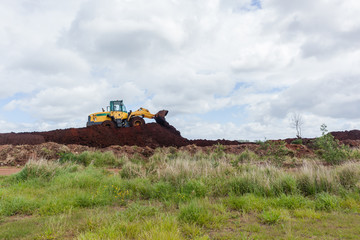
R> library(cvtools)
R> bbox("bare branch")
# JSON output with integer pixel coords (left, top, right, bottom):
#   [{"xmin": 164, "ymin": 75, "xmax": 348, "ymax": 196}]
[{"xmin": 290, "ymin": 113, "xmax": 304, "ymax": 138}]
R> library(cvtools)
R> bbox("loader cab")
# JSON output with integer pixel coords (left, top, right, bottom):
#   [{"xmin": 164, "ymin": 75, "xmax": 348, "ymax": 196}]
[{"xmin": 109, "ymin": 100, "xmax": 127, "ymax": 113}]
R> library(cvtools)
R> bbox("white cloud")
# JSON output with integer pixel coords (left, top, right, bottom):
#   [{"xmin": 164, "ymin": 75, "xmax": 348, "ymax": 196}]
[
  {"xmin": 11, "ymin": 45, "xmax": 90, "ymax": 76},
  {"xmin": 1, "ymin": 0, "xmax": 360, "ymax": 140},
  {"xmin": 4, "ymin": 80, "xmax": 146, "ymax": 122},
  {"xmin": 269, "ymin": 75, "xmax": 360, "ymax": 119}
]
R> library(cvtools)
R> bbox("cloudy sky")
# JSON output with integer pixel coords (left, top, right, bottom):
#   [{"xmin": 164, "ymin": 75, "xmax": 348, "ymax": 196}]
[{"xmin": 1, "ymin": 0, "xmax": 360, "ymax": 140}]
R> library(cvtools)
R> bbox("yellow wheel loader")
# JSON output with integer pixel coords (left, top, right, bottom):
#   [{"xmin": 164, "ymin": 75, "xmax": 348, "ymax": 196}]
[{"xmin": 86, "ymin": 100, "xmax": 168, "ymax": 128}]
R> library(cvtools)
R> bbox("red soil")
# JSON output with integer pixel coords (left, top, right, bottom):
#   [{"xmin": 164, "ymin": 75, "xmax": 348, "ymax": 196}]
[
  {"xmin": 0, "ymin": 123, "xmax": 359, "ymax": 150},
  {"xmin": 331, "ymin": 130, "xmax": 360, "ymax": 141},
  {"xmin": 0, "ymin": 122, "xmax": 260, "ymax": 148},
  {"xmin": 0, "ymin": 123, "xmax": 189, "ymax": 148}
]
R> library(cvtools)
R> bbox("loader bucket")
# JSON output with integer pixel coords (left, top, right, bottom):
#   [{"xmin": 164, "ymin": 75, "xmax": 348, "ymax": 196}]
[{"xmin": 154, "ymin": 110, "xmax": 169, "ymax": 126}]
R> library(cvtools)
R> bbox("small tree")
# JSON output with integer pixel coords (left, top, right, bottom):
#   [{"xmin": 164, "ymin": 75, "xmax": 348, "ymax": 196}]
[
  {"xmin": 290, "ymin": 113, "xmax": 304, "ymax": 138},
  {"xmin": 314, "ymin": 124, "xmax": 350, "ymax": 164}
]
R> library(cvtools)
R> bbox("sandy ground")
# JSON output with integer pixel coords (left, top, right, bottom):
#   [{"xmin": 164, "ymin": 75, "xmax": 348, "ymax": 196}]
[{"xmin": 0, "ymin": 167, "xmax": 22, "ymax": 176}]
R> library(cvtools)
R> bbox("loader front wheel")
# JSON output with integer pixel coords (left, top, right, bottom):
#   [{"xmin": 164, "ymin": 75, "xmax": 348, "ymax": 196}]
[
  {"xmin": 130, "ymin": 117, "xmax": 145, "ymax": 127},
  {"xmin": 102, "ymin": 120, "xmax": 116, "ymax": 128}
]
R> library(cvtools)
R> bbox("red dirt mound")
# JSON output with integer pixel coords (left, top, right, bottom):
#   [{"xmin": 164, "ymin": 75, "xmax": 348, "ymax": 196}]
[
  {"xmin": 331, "ymin": 130, "xmax": 360, "ymax": 141},
  {"xmin": 0, "ymin": 133, "xmax": 45, "ymax": 145},
  {"xmin": 1, "ymin": 124, "xmax": 360, "ymax": 149},
  {"xmin": 0, "ymin": 123, "xmax": 189, "ymax": 148}
]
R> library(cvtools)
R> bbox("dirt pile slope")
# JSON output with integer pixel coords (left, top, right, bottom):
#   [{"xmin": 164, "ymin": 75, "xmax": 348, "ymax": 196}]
[
  {"xmin": 1, "ymin": 123, "xmax": 360, "ymax": 149},
  {"xmin": 0, "ymin": 123, "xmax": 189, "ymax": 148},
  {"xmin": 331, "ymin": 130, "xmax": 360, "ymax": 141}
]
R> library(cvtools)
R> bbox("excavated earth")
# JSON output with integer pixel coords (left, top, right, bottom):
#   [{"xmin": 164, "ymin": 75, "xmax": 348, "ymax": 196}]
[
  {"xmin": 0, "ymin": 123, "xmax": 360, "ymax": 166},
  {"xmin": 0, "ymin": 123, "xmax": 187, "ymax": 148},
  {"xmin": 0, "ymin": 123, "xmax": 251, "ymax": 148}
]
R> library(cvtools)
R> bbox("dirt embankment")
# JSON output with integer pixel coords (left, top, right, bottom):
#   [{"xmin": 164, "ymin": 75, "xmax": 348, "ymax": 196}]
[
  {"xmin": 0, "ymin": 123, "xmax": 260, "ymax": 148},
  {"xmin": 0, "ymin": 142, "xmax": 262, "ymax": 167},
  {"xmin": 1, "ymin": 123, "xmax": 360, "ymax": 167},
  {"xmin": 0, "ymin": 123, "xmax": 189, "ymax": 148},
  {"xmin": 284, "ymin": 130, "xmax": 360, "ymax": 148}
]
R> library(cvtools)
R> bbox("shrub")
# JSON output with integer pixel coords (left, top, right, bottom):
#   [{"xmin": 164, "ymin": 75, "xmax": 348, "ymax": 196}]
[
  {"xmin": 213, "ymin": 144, "xmax": 225, "ymax": 159},
  {"xmin": 182, "ymin": 179, "xmax": 208, "ymax": 198},
  {"xmin": 260, "ymin": 140, "xmax": 291, "ymax": 163},
  {"xmin": 298, "ymin": 173, "xmax": 322, "ymax": 196},
  {"xmin": 10, "ymin": 159, "xmax": 78, "ymax": 182},
  {"xmin": 272, "ymin": 175, "xmax": 298, "ymax": 196},
  {"xmin": 180, "ymin": 223, "xmax": 204, "ymax": 239},
  {"xmin": 73, "ymin": 193, "xmax": 101, "ymax": 208},
  {"xmin": 0, "ymin": 197, "xmax": 39, "ymax": 216},
  {"xmin": 315, "ymin": 193, "xmax": 339, "ymax": 211},
  {"xmin": 231, "ymin": 150, "xmax": 258, "ymax": 167},
  {"xmin": 229, "ymin": 177, "xmax": 254, "ymax": 195},
  {"xmin": 350, "ymin": 148, "xmax": 360, "ymax": 160},
  {"xmin": 121, "ymin": 203, "xmax": 158, "ymax": 222},
  {"xmin": 273, "ymin": 194, "xmax": 310, "ymax": 210},
  {"xmin": 59, "ymin": 151, "xmax": 123, "ymax": 167},
  {"xmin": 208, "ymin": 177, "xmax": 231, "ymax": 197},
  {"xmin": 296, "ymin": 161, "xmax": 339, "ymax": 196},
  {"xmin": 225, "ymin": 195, "xmax": 250, "ymax": 212},
  {"xmin": 151, "ymin": 181, "xmax": 175, "ymax": 201},
  {"xmin": 291, "ymin": 139, "xmax": 303, "ymax": 145},
  {"xmin": 120, "ymin": 162, "xmax": 145, "ymax": 179},
  {"xmin": 229, "ymin": 174, "xmax": 262, "ymax": 196},
  {"xmin": 38, "ymin": 199, "xmax": 71, "ymax": 216},
  {"xmin": 121, "ymin": 178, "xmax": 153, "ymax": 200},
  {"xmin": 59, "ymin": 152, "xmax": 91, "ymax": 166},
  {"xmin": 259, "ymin": 208, "xmax": 282, "ymax": 225},
  {"xmin": 178, "ymin": 200, "xmax": 212, "ymax": 226},
  {"xmin": 337, "ymin": 165, "xmax": 360, "ymax": 189},
  {"xmin": 314, "ymin": 124, "xmax": 350, "ymax": 164},
  {"xmin": 340, "ymin": 197, "xmax": 360, "ymax": 212},
  {"xmin": 224, "ymin": 194, "xmax": 265, "ymax": 212}
]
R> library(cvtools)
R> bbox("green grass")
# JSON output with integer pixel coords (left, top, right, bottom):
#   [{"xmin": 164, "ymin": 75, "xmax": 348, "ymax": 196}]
[
  {"xmin": 259, "ymin": 208, "xmax": 284, "ymax": 225},
  {"xmin": 0, "ymin": 150, "xmax": 360, "ymax": 239}
]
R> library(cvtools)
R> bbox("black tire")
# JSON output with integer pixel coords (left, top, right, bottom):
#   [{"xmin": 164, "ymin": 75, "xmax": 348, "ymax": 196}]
[
  {"xmin": 101, "ymin": 120, "xmax": 116, "ymax": 128},
  {"xmin": 129, "ymin": 116, "xmax": 145, "ymax": 127}
]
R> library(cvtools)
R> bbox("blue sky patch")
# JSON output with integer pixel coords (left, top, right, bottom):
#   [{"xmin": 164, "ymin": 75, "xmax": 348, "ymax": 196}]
[{"xmin": 251, "ymin": 0, "xmax": 262, "ymax": 9}]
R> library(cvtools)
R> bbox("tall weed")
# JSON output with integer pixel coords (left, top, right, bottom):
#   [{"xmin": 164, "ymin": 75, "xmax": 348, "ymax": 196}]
[
  {"xmin": 10, "ymin": 159, "xmax": 79, "ymax": 182},
  {"xmin": 59, "ymin": 151, "xmax": 124, "ymax": 167}
]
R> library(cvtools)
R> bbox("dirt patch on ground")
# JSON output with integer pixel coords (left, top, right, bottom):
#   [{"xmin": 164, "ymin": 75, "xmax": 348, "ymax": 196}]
[
  {"xmin": 285, "ymin": 143, "xmax": 315, "ymax": 158},
  {"xmin": 0, "ymin": 167, "xmax": 22, "ymax": 175},
  {"xmin": 0, "ymin": 143, "xmax": 88, "ymax": 166}
]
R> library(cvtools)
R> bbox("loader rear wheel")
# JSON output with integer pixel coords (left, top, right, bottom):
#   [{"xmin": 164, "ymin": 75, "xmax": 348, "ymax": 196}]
[
  {"xmin": 130, "ymin": 117, "xmax": 145, "ymax": 127},
  {"xmin": 102, "ymin": 120, "xmax": 116, "ymax": 128}
]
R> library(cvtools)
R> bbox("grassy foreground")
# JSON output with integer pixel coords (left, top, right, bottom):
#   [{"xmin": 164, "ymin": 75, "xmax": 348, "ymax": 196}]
[{"xmin": 1, "ymin": 148, "xmax": 360, "ymax": 239}]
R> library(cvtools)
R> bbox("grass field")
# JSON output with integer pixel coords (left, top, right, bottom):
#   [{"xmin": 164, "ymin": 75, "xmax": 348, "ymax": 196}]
[{"xmin": 1, "ymin": 148, "xmax": 360, "ymax": 239}]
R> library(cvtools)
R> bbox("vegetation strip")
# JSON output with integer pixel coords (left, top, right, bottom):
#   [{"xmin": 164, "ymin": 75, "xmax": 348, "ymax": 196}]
[{"xmin": 0, "ymin": 146, "xmax": 360, "ymax": 239}]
